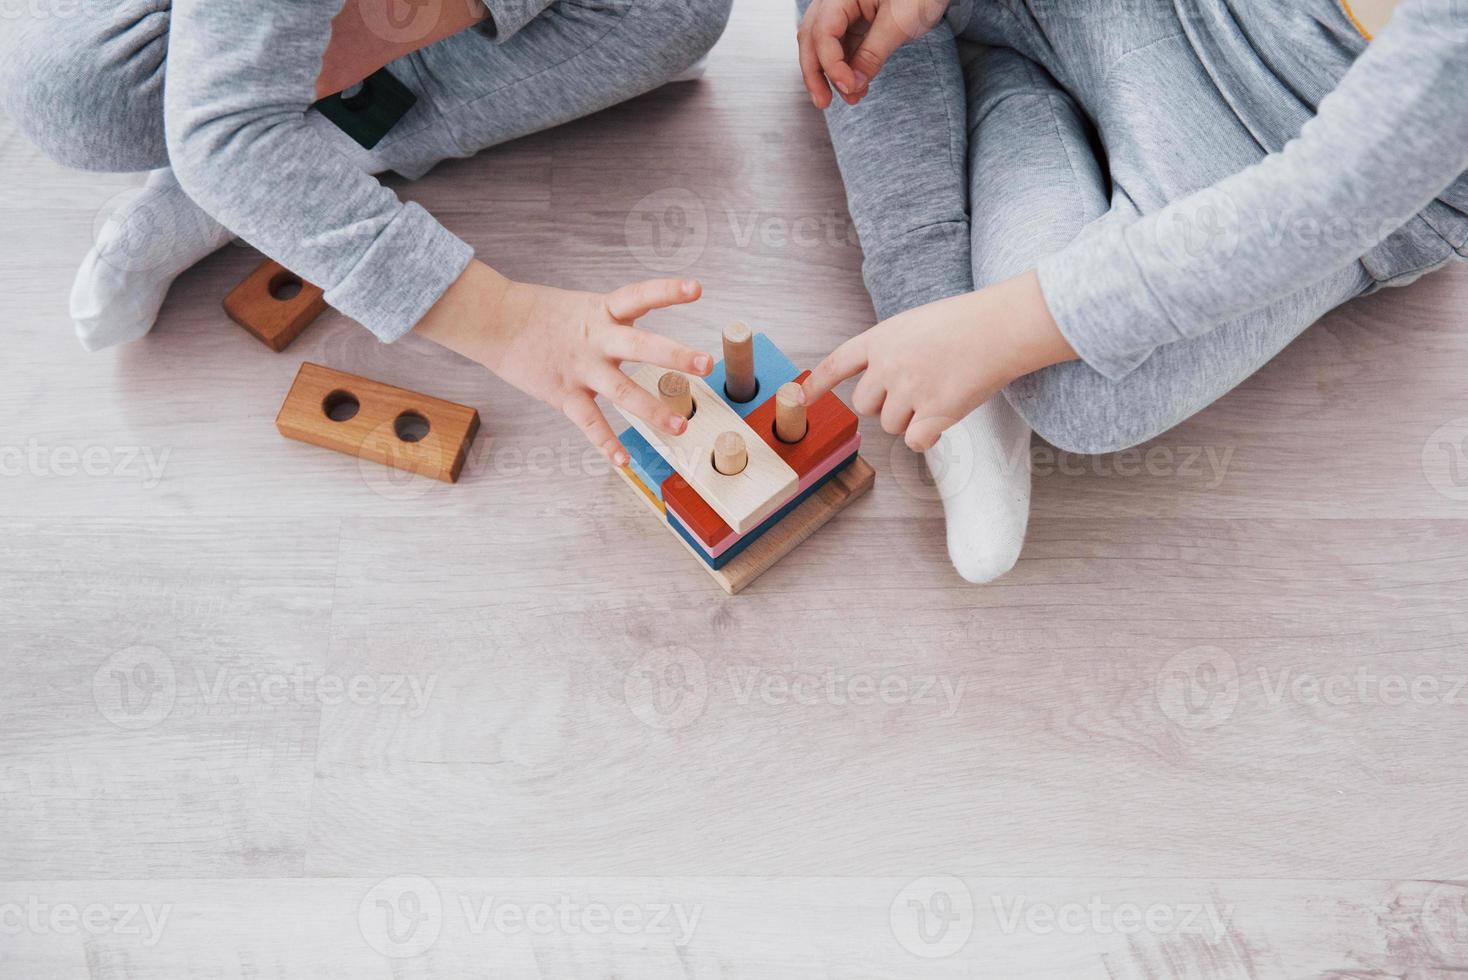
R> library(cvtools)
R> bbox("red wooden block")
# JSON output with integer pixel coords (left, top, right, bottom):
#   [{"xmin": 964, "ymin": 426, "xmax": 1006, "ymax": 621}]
[{"xmin": 663, "ymin": 371, "xmax": 858, "ymax": 547}]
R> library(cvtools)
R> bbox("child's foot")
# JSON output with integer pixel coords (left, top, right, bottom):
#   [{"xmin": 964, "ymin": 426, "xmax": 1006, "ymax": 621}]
[
  {"xmin": 671, "ymin": 56, "xmax": 709, "ymax": 82},
  {"xmin": 71, "ymin": 169, "xmax": 234, "ymax": 351},
  {"xmin": 925, "ymin": 397, "xmax": 1032, "ymax": 583}
]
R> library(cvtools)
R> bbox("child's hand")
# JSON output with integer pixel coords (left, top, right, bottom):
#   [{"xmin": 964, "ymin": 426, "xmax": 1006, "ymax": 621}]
[
  {"xmin": 797, "ymin": 0, "xmax": 948, "ymax": 108},
  {"xmin": 415, "ymin": 261, "xmax": 713, "ymax": 466},
  {"xmin": 798, "ymin": 271, "xmax": 1078, "ymax": 451}
]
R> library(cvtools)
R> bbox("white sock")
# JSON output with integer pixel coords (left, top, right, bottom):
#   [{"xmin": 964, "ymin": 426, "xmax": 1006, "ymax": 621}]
[
  {"xmin": 70, "ymin": 168, "xmax": 235, "ymax": 352},
  {"xmin": 670, "ymin": 56, "xmax": 710, "ymax": 83},
  {"xmin": 924, "ymin": 397, "xmax": 1033, "ymax": 583}
]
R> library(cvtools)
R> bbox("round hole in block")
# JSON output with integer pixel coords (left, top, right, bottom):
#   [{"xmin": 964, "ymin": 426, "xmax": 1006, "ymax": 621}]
[
  {"xmin": 268, "ymin": 271, "xmax": 303, "ymax": 302},
  {"xmin": 341, "ymin": 82, "xmax": 371, "ymax": 112},
  {"xmin": 394, "ymin": 411, "xmax": 430, "ymax": 443},
  {"xmin": 322, "ymin": 390, "xmax": 360, "ymax": 422},
  {"xmin": 724, "ymin": 379, "xmax": 759, "ymax": 404}
]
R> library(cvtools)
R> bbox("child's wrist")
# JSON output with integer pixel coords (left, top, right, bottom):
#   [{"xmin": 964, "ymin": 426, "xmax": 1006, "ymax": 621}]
[
  {"xmin": 413, "ymin": 259, "xmax": 515, "ymax": 366},
  {"xmin": 996, "ymin": 270, "xmax": 1078, "ymax": 381}
]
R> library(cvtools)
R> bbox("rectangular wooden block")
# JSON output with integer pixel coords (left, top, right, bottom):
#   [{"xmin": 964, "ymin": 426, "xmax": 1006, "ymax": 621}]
[
  {"xmin": 669, "ymin": 446, "xmax": 860, "ymax": 568},
  {"xmin": 616, "ymin": 455, "xmax": 875, "ymax": 595},
  {"xmin": 275, "ymin": 363, "xmax": 479, "ymax": 483},
  {"xmin": 621, "ymin": 427, "xmax": 674, "ymax": 503},
  {"xmin": 224, "ymin": 258, "xmax": 328, "ymax": 352},
  {"xmin": 665, "ymin": 371, "xmax": 859, "ymax": 547},
  {"xmin": 612, "ymin": 364, "xmax": 797, "ymax": 534},
  {"xmin": 669, "ymin": 433, "xmax": 861, "ymax": 561}
]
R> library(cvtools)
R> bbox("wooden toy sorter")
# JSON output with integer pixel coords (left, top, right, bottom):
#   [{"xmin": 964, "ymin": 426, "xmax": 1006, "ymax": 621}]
[{"xmin": 612, "ymin": 324, "xmax": 875, "ymax": 594}]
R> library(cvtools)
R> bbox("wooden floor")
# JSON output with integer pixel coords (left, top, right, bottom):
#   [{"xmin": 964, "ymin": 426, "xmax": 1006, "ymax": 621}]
[{"xmin": 3, "ymin": 1, "xmax": 1468, "ymax": 976}]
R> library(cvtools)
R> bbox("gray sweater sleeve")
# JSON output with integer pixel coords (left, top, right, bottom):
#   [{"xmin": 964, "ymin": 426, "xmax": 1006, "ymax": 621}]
[
  {"xmin": 1036, "ymin": 0, "xmax": 1468, "ymax": 381},
  {"xmin": 163, "ymin": 0, "xmax": 474, "ymax": 342}
]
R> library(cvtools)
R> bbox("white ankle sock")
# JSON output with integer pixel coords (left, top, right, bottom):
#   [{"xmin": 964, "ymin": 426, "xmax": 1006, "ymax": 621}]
[
  {"xmin": 71, "ymin": 168, "xmax": 235, "ymax": 352},
  {"xmin": 924, "ymin": 397, "xmax": 1033, "ymax": 583},
  {"xmin": 671, "ymin": 56, "xmax": 710, "ymax": 82}
]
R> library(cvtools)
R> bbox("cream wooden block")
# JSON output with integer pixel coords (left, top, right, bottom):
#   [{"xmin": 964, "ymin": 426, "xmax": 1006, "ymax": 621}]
[{"xmin": 613, "ymin": 364, "xmax": 797, "ymax": 534}]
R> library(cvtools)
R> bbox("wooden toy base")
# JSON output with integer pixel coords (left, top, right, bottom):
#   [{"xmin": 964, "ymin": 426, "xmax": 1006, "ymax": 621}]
[{"xmin": 617, "ymin": 454, "xmax": 874, "ymax": 595}]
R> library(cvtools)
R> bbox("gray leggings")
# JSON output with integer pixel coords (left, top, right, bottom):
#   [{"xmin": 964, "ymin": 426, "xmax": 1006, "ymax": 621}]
[
  {"xmin": 808, "ymin": 1, "xmax": 1375, "ymax": 454},
  {"xmin": 2, "ymin": 0, "xmax": 730, "ymax": 179}
]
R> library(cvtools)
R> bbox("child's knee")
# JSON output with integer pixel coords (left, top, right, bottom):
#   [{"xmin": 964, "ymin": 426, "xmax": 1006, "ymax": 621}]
[
  {"xmin": 2, "ymin": 24, "xmax": 166, "ymax": 172},
  {"xmin": 1005, "ymin": 364, "xmax": 1157, "ymax": 456},
  {"xmin": 654, "ymin": 0, "xmax": 734, "ymax": 71}
]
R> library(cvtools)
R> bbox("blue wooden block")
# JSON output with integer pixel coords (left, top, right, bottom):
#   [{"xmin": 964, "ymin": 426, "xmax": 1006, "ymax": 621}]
[
  {"xmin": 667, "ymin": 453, "xmax": 857, "ymax": 569},
  {"xmin": 621, "ymin": 426, "xmax": 674, "ymax": 502},
  {"xmin": 704, "ymin": 332, "xmax": 799, "ymax": 417}
]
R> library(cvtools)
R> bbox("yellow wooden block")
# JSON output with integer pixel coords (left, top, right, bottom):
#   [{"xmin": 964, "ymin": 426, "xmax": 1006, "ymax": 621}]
[
  {"xmin": 619, "ymin": 464, "xmax": 665, "ymax": 514},
  {"xmin": 612, "ymin": 365, "xmax": 797, "ymax": 534}
]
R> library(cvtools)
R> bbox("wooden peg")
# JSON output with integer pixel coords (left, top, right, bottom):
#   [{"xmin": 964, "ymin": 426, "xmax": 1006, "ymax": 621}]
[
  {"xmin": 713, "ymin": 431, "xmax": 748, "ymax": 476},
  {"xmin": 774, "ymin": 382, "xmax": 807, "ymax": 443},
  {"xmin": 722, "ymin": 321, "xmax": 757, "ymax": 403},
  {"xmin": 657, "ymin": 371, "xmax": 694, "ymax": 419}
]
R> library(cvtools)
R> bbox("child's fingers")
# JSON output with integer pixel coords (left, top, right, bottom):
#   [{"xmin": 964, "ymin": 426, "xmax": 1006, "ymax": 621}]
[
  {"xmin": 851, "ymin": 371, "xmax": 887, "ymax": 417},
  {"xmin": 600, "ymin": 327, "xmax": 713, "ymax": 377},
  {"xmin": 904, "ymin": 414, "xmax": 950, "ymax": 453},
  {"xmin": 879, "ymin": 394, "xmax": 914, "ymax": 436},
  {"xmin": 562, "ymin": 393, "xmax": 628, "ymax": 466},
  {"xmin": 797, "ymin": 6, "xmax": 834, "ymax": 107},
  {"xmin": 591, "ymin": 367, "xmax": 688, "ymax": 437},
  {"xmin": 847, "ymin": 10, "xmax": 914, "ymax": 88},
  {"xmin": 799, "ymin": 332, "xmax": 870, "ymax": 405},
  {"xmin": 605, "ymin": 278, "xmax": 701, "ymax": 322},
  {"xmin": 813, "ymin": 0, "xmax": 863, "ymax": 97}
]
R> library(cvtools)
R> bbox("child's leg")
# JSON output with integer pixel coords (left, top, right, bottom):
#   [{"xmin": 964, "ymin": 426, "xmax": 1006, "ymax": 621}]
[
  {"xmin": 2, "ymin": 2, "xmax": 237, "ymax": 349},
  {"xmin": 793, "ymin": 0, "xmax": 971, "ymax": 319},
  {"xmin": 5, "ymin": 0, "xmax": 731, "ymax": 350},
  {"xmin": 353, "ymin": 0, "xmax": 733, "ymax": 181},
  {"xmin": 2, "ymin": 0, "xmax": 171, "ymax": 173},
  {"xmin": 929, "ymin": 43, "xmax": 1111, "ymax": 582},
  {"xmin": 1006, "ymin": 260, "xmax": 1373, "ymax": 455}
]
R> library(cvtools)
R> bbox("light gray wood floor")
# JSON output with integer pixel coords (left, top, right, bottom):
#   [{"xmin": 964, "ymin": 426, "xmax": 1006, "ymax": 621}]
[{"xmin": 3, "ymin": 1, "xmax": 1467, "ymax": 976}]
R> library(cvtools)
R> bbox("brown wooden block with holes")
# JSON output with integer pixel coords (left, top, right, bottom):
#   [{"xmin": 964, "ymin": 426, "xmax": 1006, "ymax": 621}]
[
  {"xmin": 275, "ymin": 363, "xmax": 479, "ymax": 483},
  {"xmin": 224, "ymin": 258, "xmax": 329, "ymax": 352}
]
